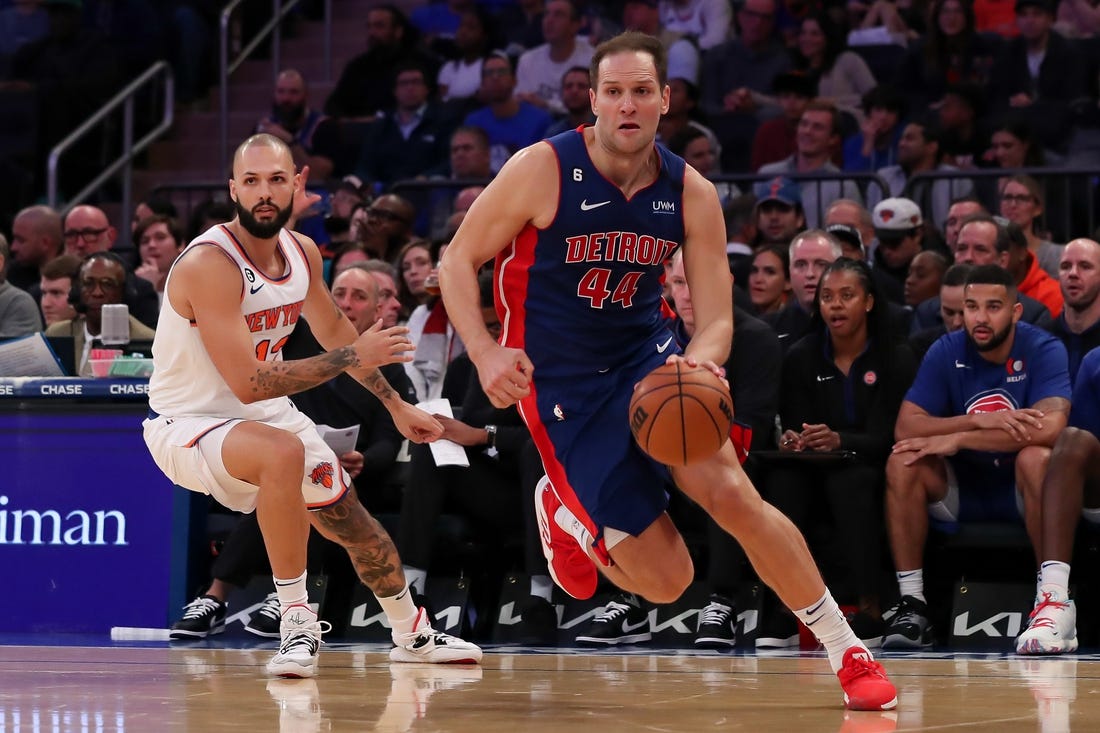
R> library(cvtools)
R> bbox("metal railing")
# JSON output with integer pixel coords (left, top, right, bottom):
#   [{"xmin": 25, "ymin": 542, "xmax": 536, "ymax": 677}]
[
  {"xmin": 219, "ymin": 0, "xmax": 333, "ymax": 176},
  {"xmin": 46, "ymin": 61, "xmax": 174, "ymax": 239}
]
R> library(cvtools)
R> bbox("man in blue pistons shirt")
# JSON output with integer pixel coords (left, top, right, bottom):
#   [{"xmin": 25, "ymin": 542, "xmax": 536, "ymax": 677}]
[
  {"xmin": 882, "ymin": 264, "xmax": 1070, "ymax": 650},
  {"xmin": 437, "ymin": 30, "xmax": 897, "ymax": 711}
]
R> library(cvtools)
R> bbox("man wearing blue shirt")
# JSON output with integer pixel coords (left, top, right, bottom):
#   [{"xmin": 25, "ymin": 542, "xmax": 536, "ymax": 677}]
[{"xmin": 881, "ymin": 264, "xmax": 1071, "ymax": 649}]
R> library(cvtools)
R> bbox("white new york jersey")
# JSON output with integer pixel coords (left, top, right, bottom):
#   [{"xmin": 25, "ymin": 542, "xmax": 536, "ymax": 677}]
[{"xmin": 148, "ymin": 223, "xmax": 312, "ymax": 423}]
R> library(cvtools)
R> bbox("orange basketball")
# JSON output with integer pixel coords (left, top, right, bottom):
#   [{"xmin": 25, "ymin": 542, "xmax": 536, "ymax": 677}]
[{"xmin": 628, "ymin": 362, "xmax": 734, "ymax": 466}]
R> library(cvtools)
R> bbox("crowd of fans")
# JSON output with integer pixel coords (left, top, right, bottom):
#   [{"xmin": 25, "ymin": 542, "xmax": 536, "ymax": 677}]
[{"xmin": 6, "ymin": 0, "xmax": 1100, "ymax": 651}]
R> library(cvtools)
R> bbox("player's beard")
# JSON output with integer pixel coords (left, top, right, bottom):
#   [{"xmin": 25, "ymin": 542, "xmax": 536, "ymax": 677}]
[
  {"xmin": 235, "ymin": 197, "xmax": 293, "ymax": 240},
  {"xmin": 970, "ymin": 319, "xmax": 1013, "ymax": 352}
]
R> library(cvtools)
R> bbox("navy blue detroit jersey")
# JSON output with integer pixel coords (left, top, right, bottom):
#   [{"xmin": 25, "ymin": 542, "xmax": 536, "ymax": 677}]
[{"xmin": 495, "ymin": 129, "xmax": 687, "ymax": 378}]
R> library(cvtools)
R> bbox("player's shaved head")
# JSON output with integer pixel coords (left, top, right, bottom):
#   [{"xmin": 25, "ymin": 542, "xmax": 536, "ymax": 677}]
[{"xmin": 231, "ymin": 133, "xmax": 294, "ymax": 179}]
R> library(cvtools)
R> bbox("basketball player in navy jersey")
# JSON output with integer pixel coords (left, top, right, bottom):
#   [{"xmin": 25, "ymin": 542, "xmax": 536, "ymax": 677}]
[
  {"xmin": 144, "ymin": 134, "xmax": 481, "ymax": 677},
  {"xmin": 439, "ymin": 32, "xmax": 896, "ymax": 710}
]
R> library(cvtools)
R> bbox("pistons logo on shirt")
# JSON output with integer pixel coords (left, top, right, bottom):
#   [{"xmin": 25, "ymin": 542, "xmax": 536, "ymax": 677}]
[{"xmin": 966, "ymin": 390, "xmax": 1019, "ymax": 414}]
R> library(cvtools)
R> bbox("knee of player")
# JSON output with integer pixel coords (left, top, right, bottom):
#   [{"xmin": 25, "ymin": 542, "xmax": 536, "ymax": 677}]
[
  {"xmin": 1016, "ymin": 444, "xmax": 1052, "ymax": 478},
  {"xmin": 1054, "ymin": 427, "xmax": 1100, "ymax": 465},
  {"xmin": 263, "ymin": 433, "xmax": 307, "ymax": 475}
]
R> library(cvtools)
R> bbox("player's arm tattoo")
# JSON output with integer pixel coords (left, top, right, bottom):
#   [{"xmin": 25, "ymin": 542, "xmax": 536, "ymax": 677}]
[
  {"xmin": 312, "ymin": 498, "xmax": 405, "ymax": 597},
  {"xmin": 351, "ymin": 367, "xmax": 402, "ymax": 404},
  {"xmin": 249, "ymin": 345, "xmax": 360, "ymax": 399}
]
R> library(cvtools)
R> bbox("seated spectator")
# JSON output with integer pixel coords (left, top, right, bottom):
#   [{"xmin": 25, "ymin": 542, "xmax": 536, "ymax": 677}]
[
  {"xmin": 514, "ymin": 0, "xmax": 594, "ymax": 115},
  {"xmin": 255, "ymin": 69, "xmax": 333, "ymax": 181},
  {"xmin": 908, "ymin": 262, "xmax": 972, "ymax": 358},
  {"xmin": 1004, "ymin": 216, "xmax": 1063, "ymax": 318},
  {"xmin": 758, "ymin": 101, "xmax": 863, "ymax": 227},
  {"xmin": 881, "ymin": 264, "xmax": 1070, "ymax": 649},
  {"xmin": 869, "ymin": 197, "xmax": 925, "ymax": 305},
  {"xmin": 793, "ymin": 13, "xmax": 877, "ymax": 127},
  {"xmin": 355, "ymin": 64, "xmax": 454, "ymax": 186},
  {"xmin": 752, "ymin": 176, "xmax": 805, "ymax": 249},
  {"xmin": 905, "ymin": 251, "xmax": 948, "ymax": 308},
  {"xmin": 1050, "ymin": 239, "xmax": 1100, "ymax": 382},
  {"xmin": 668, "ymin": 127, "xmax": 736, "ymax": 203},
  {"xmin": 545, "ymin": 66, "xmax": 596, "ymax": 137},
  {"xmin": 404, "ymin": 268, "xmax": 467, "ymax": 402},
  {"xmin": 764, "ymin": 228, "xmax": 838, "ymax": 347},
  {"xmin": 0, "ymin": 232, "xmax": 42, "ymax": 338},
  {"xmin": 133, "ymin": 215, "xmax": 185, "ymax": 306},
  {"xmin": 999, "ymin": 175, "xmax": 1063, "ymax": 278},
  {"xmin": 659, "ymin": 0, "xmax": 732, "ymax": 50},
  {"xmin": 825, "ymin": 222, "xmax": 866, "ymax": 262},
  {"xmin": 437, "ymin": 7, "xmax": 497, "ymax": 110},
  {"xmin": 758, "ymin": 258, "xmax": 917, "ymax": 648},
  {"xmin": 363, "ymin": 194, "xmax": 417, "ymax": 262},
  {"xmin": 37, "ymin": 253, "xmax": 80, "ymax": 327},
  {"xmin": 748, "ymin": 244, "xmax": 791, "ymax": 316},
  {"xmin": 44, "ymin": 252, "xmax": 155, "ymax": 374},
  {"xmin": 986, "ymin": 116, "xmax": 1047, "ymax": 170},
  {"xmin": 937, "ymin": 82, "xmax": 988, "ymax": 169},
  {"xmin": 187, "ymin": 199, "xmax": 236, "ymax": 242},
  {"xmin": 130, "ymin": 194, "xmax": 178, "ymax": 234},
  {"xmin": 9, "ymin": 203, "xmax": 62, "ymax": 293},
  {"xmin": 751, "ymin": 71, "xmax": 817, "ymax": 172},
  {"xmin": 943, "ymin": 197, "xmax": 987, "ymax": 256},
  {"xmin": 824, "ymin": 198, "xmax": 876, "ymax": 260},
  {"xmin": 842, "ymin": 85, "xmax": 905, "ymax": 173},
  {"xmin": 724, "ymin": 194, "xmax": 759, "ymax": 285},
  {"xmin": 464, "ymin": 52, "xmax": 552, "ymax": 173}
]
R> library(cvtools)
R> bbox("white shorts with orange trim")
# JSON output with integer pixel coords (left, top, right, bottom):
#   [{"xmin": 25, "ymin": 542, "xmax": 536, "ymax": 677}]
[{"xmin": 143, "ymin": 405, "xmax": 350, "ymax": 513}]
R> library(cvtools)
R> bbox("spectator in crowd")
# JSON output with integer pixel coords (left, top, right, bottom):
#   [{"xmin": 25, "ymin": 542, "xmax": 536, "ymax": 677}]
[
  {"xmin": 937, "ymin": 83, "xmax": 987, "ymax": 169},
  {"xmin": 824, "ymin": 199, "xmax": 876, "ymax": 261},
  {"xmin": 403, "ymin": 258, "xmax": 467, "ymax": 402},
  {"xmin": 753, "ymin": 176, "xmax": 805, "ymax": 248},
  {"xmin": 723, "ymin": 194, "xmax": 759, "ymax": 282},
  {"xmin": 999, "ymin": 175, "xmax": 1062, "ymax": 278},
  {"xmin": 436, "ymin": 7, "xmax": 497, "ymax": 110},
  {"xmin": 908, "ymin": 263, "xmax": 972, "ymax": 358},
  {"xmin": 905, "ymin": 250, "xmax": 948, "ymax": 308},
  {"xmin": 881, "ymin": 264, "xmax": 1070, "ymax": 649},
  {"xmin": 1049, "ymin": 239, "xmax": 1100, "ymax": 382},
  {"xmin": 44, "ymin": 252, "xmax": 155, "ymax": 374},
  {"xmin": 792, "ymin": 13, "xmax": 877, "ymax": 127},
  {"xmin": 869, "ymin": 197, "xmax": 925, "ymax": 305},
  {"xmin": 443, "ymin": 126, "xmax": 493, "ymax": 181},
  {"xmin": 464, "ymin": 52, "xmax": 553, "ymax": 173},
  {"xmin": 130, "ymin": 195, "xmax": 178, "ymax": 233},
  {"xmin": 989, "ymin": 0, "xmax": 1085, "ymax": 151},
  {"xmin": 759, "ymin": 101, "xmax": 862, "ymax": 227},
  {"xmin": 356, "ymin": 259, "xmax": 404, "ymax": 329},
  {"xmin": 362, "ymin": 194, "xmax": 416, "ymax": 262},
  {"xmin": 0, "ymin": 232, "xmax": 42, "ymax": 338},
  {"xmin": 748, "ymin": 244, "xmax": 792, "ymax": 316},
  {"xmin": 659, "ymin": 0, "xmax": 731, "ymax": 49},
  {"xmin": 943, "ymin": 197, "xmax": 986, "ymax": 255},
  {"xmin": 951, "ymin": 214, "xmax": 1055, "ymax": 328},
  {"xmin": 37, "ymin": 253, "xmax": 80, "ymax": 327},
  {"xmin": 325, "ymin": 4, "xmax": 436, "ymax": 119},
  {"xmin": 133, "ymin": 215, "xmax": 185, "ymax": 306},
  {"xmin": 751, "ymin": 71, "xmax": 818, "ymax": 172},
  {"xmin": 355, "ymin": 64, "xmax": 454, "ymax": 186},
  {"xmin": 545, "ymin": 66, "xmax": 596, "ymax": 137},
  {"xmin": 758, "ymin": 258, "xmax": 917, "ymax": 648},
  {"xmin": 869, "ymin": 116, "xmax": 975, "ymax": 231},
  {"xmin": 825, "ymin": 222, "xmax": 866, "ymax": 263},
  {"xmin": 765, "ymin": 228, "xmax": 839, "ymax": 346},
  {"xmin": 842, "ymin": 86, "xmax": 905, "ymax": 173},
  {"xmin": 187, "ymin": 199, "xmax": 236, "ymax": 242},
  {"xmin": 668, "ymin": 127, "xmax": 735, "ymax": 203},
  {"xmin": 62, "ymin": 205, "xmax": 160, "ymax": 328},
  {"xmin": 515, "ymin": 0, "xmax": 594, "ymax": 115},
  {"xmin": 1004, "ymin": 216, "xmax": 1063, "ymax": 318},
  {"xmin": 395, "ymin": 239, "xmax": 435, "ymax": 321},
  {"xmin": 986, "ymin": 116, "xmax": 1047, "ymax": 170},
  {"xmin": 8, "ymin": 204, "xmax": 62, "ymax": 293},
  {"xmin": 624, "ymin": 0, "xmax": 702, "ymax": 85},
  {"xmin": 255, "ymin": 69, "xmax": 333, "ymax": 181},
  {"xmin": 892, "ymin": 0, "xmax": 998, "ymax": 112}
]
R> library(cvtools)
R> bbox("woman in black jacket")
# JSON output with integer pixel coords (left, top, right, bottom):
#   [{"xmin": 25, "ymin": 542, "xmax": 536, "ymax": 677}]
[{"xmin": 755, "ymin": 258, "xmax": 918, "ymax": 649}]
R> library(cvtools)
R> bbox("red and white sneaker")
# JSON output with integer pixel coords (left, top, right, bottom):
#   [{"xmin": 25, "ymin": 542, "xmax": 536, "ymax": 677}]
[
  {"xmin": 534, "ymin": 477, "xmax": 598, "ymax": 600},
  {"xmin": 837, "ymin": 646, "xmax": 898, "ymax": 711}
]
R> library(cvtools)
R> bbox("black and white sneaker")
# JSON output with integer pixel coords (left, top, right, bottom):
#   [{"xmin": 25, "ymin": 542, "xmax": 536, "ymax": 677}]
[
  {"xmin": 881, "ymin": 595, "xmax": 933, "ymax": 649},
  {"xmin": 267, "ymin": 604, "xmax": 332, "ymax": 678},
  {"xmin": 245, "ymin": 592, "xmax": 282, "ymax": 638},
  {"xmin": 575, "ymin": 594, "xmax": 651, "ymax": 646},
  {"xmin": 695, "ymin": 594, "xmax": 737, "ymax": 649},
  {"xmin": 754, "ymin": 610, "xmax": 799, "ymax": 649},
  {"xmin": 170, "ymin": 595, "xmax": 227, "ymax": 640}
]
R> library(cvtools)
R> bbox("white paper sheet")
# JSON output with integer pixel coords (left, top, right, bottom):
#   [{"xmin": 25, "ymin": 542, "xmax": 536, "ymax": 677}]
[
  {"xmin": 0, "ymin": 333, "xmax": 66, "ymax": 377},
  {"xmin": 315, "ymin": 423, "xmax": 360, "ymax": 457},
  {"xmin": 417, "ymin": 397, "xmax": 470, "ymax": 467}
]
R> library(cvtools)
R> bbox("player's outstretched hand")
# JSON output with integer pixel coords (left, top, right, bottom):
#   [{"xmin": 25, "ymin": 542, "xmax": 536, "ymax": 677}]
[
  {"xmin": 391, "ymin": 401, "xmax": 444, "ymax": 443},
  {"xmin": 476, "ymin": 343, "xmax": 534, "ymax": 408},
  {"xmin": 352, "ymin": 320, "xmax": 414, "ymax": 368}
]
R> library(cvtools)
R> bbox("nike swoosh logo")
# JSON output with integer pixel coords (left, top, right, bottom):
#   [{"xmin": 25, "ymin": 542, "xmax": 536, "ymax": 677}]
[
  {"xmin": 623, "ymin": 618, "xmax": 649, "ymax": 632},
  {"xmin": 816, "ymin": 375, "xmax": 834, "ymax": 382},
  {"xmin": 955, "ymin": 360, "xmax": 969, "ymax": 369},
  {"xmin": 250, "ymin": 284, "xmax": 264, "ymax": 295},
  {"xmin": 656, "ymin": 336, "xmax": 673, "ymax": 354},
  {"xmin": 580, "ymin": 199, "xmax": 610, "ymax": 211}
]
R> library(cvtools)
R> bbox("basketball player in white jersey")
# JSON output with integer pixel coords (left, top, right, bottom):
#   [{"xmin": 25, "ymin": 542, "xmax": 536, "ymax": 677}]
[{"xmin": 144, "ymin": 134, "xmax": 482, "ymax": 677}]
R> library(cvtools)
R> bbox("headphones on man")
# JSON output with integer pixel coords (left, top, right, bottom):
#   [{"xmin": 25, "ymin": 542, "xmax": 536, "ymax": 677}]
[{"xmin": 68, "ymin": 251, "xmax": 139, "ymax": 314}]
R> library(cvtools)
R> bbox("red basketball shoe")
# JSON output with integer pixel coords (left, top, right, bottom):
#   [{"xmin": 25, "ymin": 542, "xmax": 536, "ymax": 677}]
[
  {"xmin": 534, "ymin": 478, "xmax": 598, "ymax": 600},
  {"xmin": 837, "ymin": 646, "xmax": 898, "ymax": 711}
]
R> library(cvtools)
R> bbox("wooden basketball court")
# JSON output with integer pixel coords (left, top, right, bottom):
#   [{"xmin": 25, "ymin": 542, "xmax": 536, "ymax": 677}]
[{"xmin": 0, "ymin": 641, "xmax": 1093, "ymax": 731}]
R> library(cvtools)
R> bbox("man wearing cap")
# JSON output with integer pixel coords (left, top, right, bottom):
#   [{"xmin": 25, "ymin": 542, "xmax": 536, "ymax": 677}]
[
  {"xmin": 750, "ymin": 71, "xmax": 816, "ymax": 171},
  {"xmin": 870, "ymin": 198, "xmax": 925, "ymax": 305},
  {"xmin": 867, "ymin": 116, "xmax": 974, "ymax": 232},
  {"xmin": 824, "ymin": 199, "xmax": 875, "ymax": 261},
  {"xmin": 824, "ymin": 223, "xmax": 865, "ymax": 262},
  {"xmin": 989, "ymin": 0, "xmax": 1085, "ymax": 149},
  {"xmin": 752, "ymin": 177, "xmax": 805, "ymax": 248},
  {"xmin": 758, "ymin": 101, "xmax": 862, "ymax": 227}
]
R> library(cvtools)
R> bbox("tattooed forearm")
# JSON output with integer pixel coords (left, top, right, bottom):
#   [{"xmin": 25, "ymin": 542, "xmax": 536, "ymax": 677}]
[
  {"xmin": 249, "ymin": 345, "xmax": 360, "ymax": 399},
  {"xmin": 312, "ymin": 498, "xmax": 406, "ymax": 596},
  {"xmin": 352, "ymin": 367, "xmax": 401, "ymax": 404}
]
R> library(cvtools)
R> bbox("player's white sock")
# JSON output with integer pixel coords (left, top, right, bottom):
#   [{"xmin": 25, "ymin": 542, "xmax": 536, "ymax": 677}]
[
  {"xmin": 795, "ymin": 590, "xmax": 862, "ymax": 674},
  {"xmin": 404, "ymin": 566, "xmax": 428, "ymax": 596},
  {"xmin": 377, "ymin": 584, "xmax": 419, "ymax": 635},
  {"xmin": 554, "ymin": 505, "xmax": 593, "ymax": 551},
  {"xmin": 897, "ymin": 569, "xmax": 925, "ymax": 603},
  {"xmin": 1038, "ymin": 561, "xmax": 1071, "ymax": 597},
  {"xmin": 273, "ymin": 570, "xmax": 308, "ymax": 610}
]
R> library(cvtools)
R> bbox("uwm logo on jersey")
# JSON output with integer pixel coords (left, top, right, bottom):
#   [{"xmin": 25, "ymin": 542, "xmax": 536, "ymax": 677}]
[
  {"xmin": 244, "ymin": 301, "xmax": 304, "ymax": 333},
  {"xmin": 965, "ymin": 389, "xmax": 1020, "ymax": 414}
]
